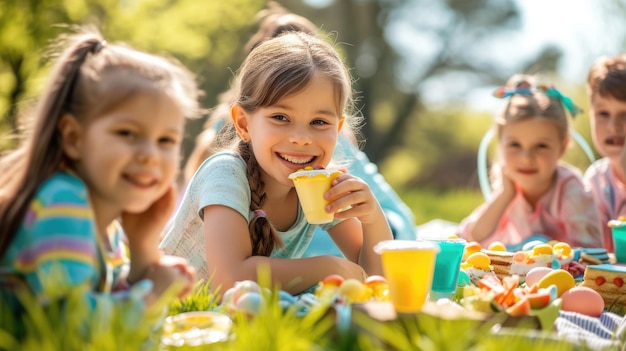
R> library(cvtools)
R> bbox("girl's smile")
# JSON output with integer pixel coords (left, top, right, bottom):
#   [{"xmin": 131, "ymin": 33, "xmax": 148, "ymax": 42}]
[
  {"xmin": 234, "ymin": 72, "xmax": 344, "ymax": 188},
  {"xmin": 64, "ymin": 91, "xmax": 184, "ymax": 223}
]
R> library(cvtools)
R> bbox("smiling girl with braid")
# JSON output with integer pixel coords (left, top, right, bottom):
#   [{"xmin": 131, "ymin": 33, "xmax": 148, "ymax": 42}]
[{"xmin": 160, "ymin": 32, "xmax": 393, "ymax": 295}]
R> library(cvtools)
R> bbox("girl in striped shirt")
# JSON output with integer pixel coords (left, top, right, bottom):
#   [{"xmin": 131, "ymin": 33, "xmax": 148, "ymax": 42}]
[{"xmin": 0, "ymin": 28, "xmax": 196, "ymax": 327}]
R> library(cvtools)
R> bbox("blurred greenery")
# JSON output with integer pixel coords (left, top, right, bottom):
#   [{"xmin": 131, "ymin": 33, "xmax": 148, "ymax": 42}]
[
  {"xmin": 402, "ymin": 188, "xmax": 484, "ymax": 224},
  {"xmin": 0, "ymin": 0, "xmax": 623, "ymax": 223},
  {"xmin": 1, "ymin": 278, "xmax": 611, "ymax": 351}
]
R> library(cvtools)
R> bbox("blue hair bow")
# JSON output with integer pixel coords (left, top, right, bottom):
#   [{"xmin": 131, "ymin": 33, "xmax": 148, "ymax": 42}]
[{"xmin": 492, "ymin": 84, "xmax": 582, "ymax": 118}]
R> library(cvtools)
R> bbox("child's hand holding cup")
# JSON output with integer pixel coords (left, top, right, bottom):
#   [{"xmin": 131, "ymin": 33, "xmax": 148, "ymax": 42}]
[{"xmin": 289, "ymin": 166, "xmax": 342, "ymax": 224}]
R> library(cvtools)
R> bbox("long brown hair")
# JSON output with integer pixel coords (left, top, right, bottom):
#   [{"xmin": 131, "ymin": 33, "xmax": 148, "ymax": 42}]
[
  {"xmin": 232, "ymin": 32, "xmax": 355, "ymax": 256},
  {"xmin": 183, "ymin": 2, "xmax": 319, "ymax": 183},
  {"xmin": 0, "ymin": 28, "xmax": 200, "ymax": 256}
]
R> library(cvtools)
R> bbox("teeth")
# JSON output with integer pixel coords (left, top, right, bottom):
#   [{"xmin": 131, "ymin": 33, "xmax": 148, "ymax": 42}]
[{"xmin": 280, "ymin": 154, "xmax": 314, "ymax": 164}]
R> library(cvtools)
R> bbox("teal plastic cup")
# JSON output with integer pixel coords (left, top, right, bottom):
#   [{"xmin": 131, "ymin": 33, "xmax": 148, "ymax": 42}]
[
  {"xmin": 612, "ymin": 225, "xmax": 626, "ymax": 263},
  {"xmin": 425, "ymin": 238, "xmax": 466, "ymax": 294}
]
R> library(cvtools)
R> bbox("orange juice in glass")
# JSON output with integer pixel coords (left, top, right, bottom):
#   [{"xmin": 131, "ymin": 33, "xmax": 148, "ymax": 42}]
[
  {"xmin": 289, "ymin": 167, "xmax": 342, "ymax": 224},
  {"xmin": 374, "ymin": 240, "xmax": 439, "ymax": 313}
]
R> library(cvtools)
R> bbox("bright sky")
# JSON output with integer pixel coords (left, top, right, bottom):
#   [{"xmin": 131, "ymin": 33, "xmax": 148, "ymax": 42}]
[
  {"xmin": 306, "ymin": 0, "xmax": 626, "ymax": 109},
  {"xmin": 516, "ymin": 0, "xmax": 623, "ymax": 81},
  {"xmin": 462, "ymin": 0, "xmax": 625, "ymax": 110}
]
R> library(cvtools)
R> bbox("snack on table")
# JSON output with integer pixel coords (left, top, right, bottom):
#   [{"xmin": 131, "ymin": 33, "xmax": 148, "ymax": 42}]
[
  {"xmin": 579, "ymin": 264, "xmax": 626, "ymax": 310},
  {"xmin": 578, "ymin": 248, "xmax": 611, "ymax": 266},
  {"xmin": 288, "ymin": 166, "xmax": 342, "ymax": 224},
  {"xmin": 510, "ymin": 244, "xmax": 556, "ymax": 278},
  {"xmin": 482, "ymin": 249, "xmax": 514, "ymax": 281},
  {"xmin": 461, "ymin": 252, "xmax": 498, "ymax": 285}
]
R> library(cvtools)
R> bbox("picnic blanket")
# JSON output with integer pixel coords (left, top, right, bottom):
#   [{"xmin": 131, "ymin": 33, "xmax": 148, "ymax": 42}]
[{"xmin": 556, "ymin": 310, "xmax": 625, "ymax": 350}]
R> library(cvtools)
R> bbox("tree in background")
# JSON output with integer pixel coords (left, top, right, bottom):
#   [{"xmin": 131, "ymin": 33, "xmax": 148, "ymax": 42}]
[
  {"xmin": 2, "ymin": 0, "xmax": 624, "ymax": 191},
  {"xmin": 0, "ymin": 0, "xmax": 265, "ymax": 151},
  {"xmin": 276, "ymin": 0, "xmax": 568, "ymax": 190}
]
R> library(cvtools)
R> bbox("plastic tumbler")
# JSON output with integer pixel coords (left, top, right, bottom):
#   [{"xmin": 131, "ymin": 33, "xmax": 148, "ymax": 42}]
[
  {"xmin": 426, "ymin": 238, "xmax": 466, "ymax": 295},
  {"xmin": 612, "ymin": 224, "xmax": 626, "ymax": 263},
  {"xmin": 289, "ymin": 168, "xmax": 341, "ymax": 224},
  {"xmin": 373, "ymin": 240, "xmax": 440, "ymax": 313}
]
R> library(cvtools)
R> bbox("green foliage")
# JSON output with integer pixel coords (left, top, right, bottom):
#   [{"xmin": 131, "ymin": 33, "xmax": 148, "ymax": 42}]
[
  {"xmin": 167, "ymin": 279, "xmax": 220, "ymax": 315},
  {"xmin": 399, "ymin": 187, "xmax": 485, "ymax": 225},
  {"xmin": 0, "ymin": 288, "xmax": 161, "ymax": 350},
  {"xmin": 0, "ymin": 274, "xmax": 617, "ymax": 351}
]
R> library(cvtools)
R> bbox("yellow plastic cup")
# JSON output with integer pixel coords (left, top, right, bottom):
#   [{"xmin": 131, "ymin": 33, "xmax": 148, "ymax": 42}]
[
  {"xmin": 289, "ymin": 169, "xmax": 341, "ymax": 224},
  {"xmin": 374, "ymin": 240, "xmax": 440, "ymax": 313}
]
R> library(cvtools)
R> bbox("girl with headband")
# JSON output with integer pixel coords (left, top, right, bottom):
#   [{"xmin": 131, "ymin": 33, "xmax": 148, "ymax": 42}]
[{"xmin": 458, "ymin": 74, "xmax": 603, "ymax": 249}]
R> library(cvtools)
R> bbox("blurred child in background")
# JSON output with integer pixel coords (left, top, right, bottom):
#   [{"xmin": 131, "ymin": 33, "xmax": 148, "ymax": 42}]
[
  {"xmin": 458, "ymin": 74, "xmax": 603, "ymax": 249},
  {"xmin": 584, "ymin": 54, "xmax": 626, "ymax": 252}
]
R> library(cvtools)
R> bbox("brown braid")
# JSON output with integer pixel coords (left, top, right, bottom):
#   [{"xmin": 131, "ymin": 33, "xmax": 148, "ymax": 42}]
[{"xmin": 237, "ymin": 141, "xmax": 283, "ymax": 256}]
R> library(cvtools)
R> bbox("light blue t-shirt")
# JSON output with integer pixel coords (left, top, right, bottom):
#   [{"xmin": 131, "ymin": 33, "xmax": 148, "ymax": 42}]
[{"xmin": 159, "ymin": 152, "xmax": 339, "ymax": 280}]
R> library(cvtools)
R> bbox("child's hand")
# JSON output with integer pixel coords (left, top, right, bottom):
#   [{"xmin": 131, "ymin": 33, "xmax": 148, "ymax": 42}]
[
  {"xmin": 327, "ymin": 255, "xmax": 368, "ymax": 281},
  {"xmin": 500, "ymin": 165, "xmax": 516, "ymax": 197},
  {"xmin": 143, "ymin": 255, "xmax": 195, "ymax": 306},
  {"xmin": 158, "ymin": 255, "xmax": 196, "ymax": 297},
  {"xmin": 122, "ymin": 185, "xmax": 176, "ymax": 247},
  {"xmin": 325, "ymin": 173, "xmax": 382, "ymax": 224}
]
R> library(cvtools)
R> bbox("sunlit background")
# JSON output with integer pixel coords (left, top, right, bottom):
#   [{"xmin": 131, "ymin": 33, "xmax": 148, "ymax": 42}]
[{"xmin": 1, "ymin": 0, "xmax": 625, "ymax": 224}]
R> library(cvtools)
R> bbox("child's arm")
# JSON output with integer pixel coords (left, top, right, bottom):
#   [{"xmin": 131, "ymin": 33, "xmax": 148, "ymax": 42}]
[
  {"xmin": 203, "ymin": 205, "xmax": 366, "ymax": 295},
  {"xmin": 560, "ymin": 178, "xmax": 605, "ymax": 248},
  {"xmin": 121, "ymin": 186, "xmax": 194, "ymax": 302},
  {"xmin": 616, "ymin": 143, "xmax": 626, "ymax": 184},
  {"xmin": 325, "ymin": 173, "xmax": 393, "ymax": 276},
  {"xmin": 464, "ymin": 167, "xmax": 516, "ymax": 242}
]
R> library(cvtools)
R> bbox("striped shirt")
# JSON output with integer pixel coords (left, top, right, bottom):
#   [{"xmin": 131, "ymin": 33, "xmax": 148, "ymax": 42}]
[{"xmin": 0, "ymin": 171, "xmax": 133, "ymax": 309}]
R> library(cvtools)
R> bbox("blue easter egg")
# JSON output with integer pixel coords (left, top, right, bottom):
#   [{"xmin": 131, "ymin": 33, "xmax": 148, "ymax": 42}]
[
  {"xmin": 278, "ymin": 290, "xmax": 297, "ymax": 304},
  {"xmin": 236, "ymin": 291, "xmax": 263, "ymax": 314}
]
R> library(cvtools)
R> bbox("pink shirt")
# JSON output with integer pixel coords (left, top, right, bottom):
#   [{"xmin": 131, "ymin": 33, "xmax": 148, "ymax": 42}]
[
  {"xmin": 459, "ymin": 164, "xmax": 604, "ymax": 249},
  {"xmin": 583, "ymin": 157, "xmax": 626, "ymax": 252}
]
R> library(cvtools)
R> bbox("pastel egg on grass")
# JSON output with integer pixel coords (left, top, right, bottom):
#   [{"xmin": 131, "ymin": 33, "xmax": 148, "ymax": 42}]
[
  {"xmin": 236, "ymin": 291, "xmax": 264, "ymax": 315},
  {"xmin": 222, "ymin": 280, "xmax": 262, "ymax": 306},
  {"xmin": 338, "ymin": 278, "xmax": 368, "ymax": 303},
  {"xmin": 364, "ymin": 275, "xmax": 389, "ymax": 301},
  {"xmin": 316, "ymin": 274, "xmax": 344, "ymax": 301}
]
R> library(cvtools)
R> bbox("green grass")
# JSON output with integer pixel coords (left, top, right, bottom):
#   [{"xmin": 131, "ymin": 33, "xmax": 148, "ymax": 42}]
[
  {"xmin": 399, "ymin": 187, "xmax": 485, "ymax": 225},
  {"xmin": 1, "ymin": 279, "xmax": 618, "ymax": 351}
]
